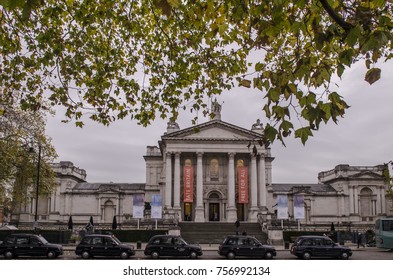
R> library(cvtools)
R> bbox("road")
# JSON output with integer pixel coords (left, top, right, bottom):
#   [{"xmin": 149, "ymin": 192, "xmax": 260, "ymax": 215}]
[{"xmin": 60, "ymin": 248, "xmax": 393, "ymax": 260}]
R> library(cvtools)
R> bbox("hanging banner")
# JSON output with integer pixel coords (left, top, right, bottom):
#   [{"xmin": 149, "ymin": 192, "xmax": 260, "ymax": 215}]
[
  {"xmin": 277, "ymin": 195, "xmax": 288, "ymax": 219},
  {"xmin": 183, "ymin": 165, "xmax": 194, "ymax": 202},
  {"xmin": 151, "ymin": 194, "xmax": 162, "ymax": 219},
  {"xmin": 133, "ymin": 194, "xmax": 145, "ymax": 219},
  {"xmin": 237, "ymin": 166, "xmax": 249, "ymax": 204},
  {"xmin": 294, "ymin": 195, "xmax": 305, "ymax": 220}
]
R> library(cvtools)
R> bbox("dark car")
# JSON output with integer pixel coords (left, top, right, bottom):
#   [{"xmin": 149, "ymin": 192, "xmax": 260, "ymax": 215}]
[
  {"xmin": 75, "ymin": 234, "xmax": 135, "ymax": 259},
  {"xmin": 144, "ymin": 235, "xmax": 202, "ymax": 259},
  {"xmin": 290, "ymin": 235, "xmax": 352, "ymax": 260},
  {"xmin": 218, "ymin": 235, "xmax": 276, "ymax": 259},
  {"xmin": 0, "ymin": 233, "xmax": 63, "ymax": 259}
]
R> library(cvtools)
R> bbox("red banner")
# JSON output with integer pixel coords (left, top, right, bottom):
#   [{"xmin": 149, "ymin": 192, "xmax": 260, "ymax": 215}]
[
  {"xmin": 183, "ymin": 166, "xmax": 194, "ymax": 202},
  {"xmin": 238, "ymin": 167, "xmax": 249, "ymax": 204}
]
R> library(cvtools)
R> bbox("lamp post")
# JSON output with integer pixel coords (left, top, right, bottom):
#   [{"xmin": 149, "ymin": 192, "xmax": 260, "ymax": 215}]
[{"xmin": 30, "ymin": 143, "xmax": 41, "ymax": 230}]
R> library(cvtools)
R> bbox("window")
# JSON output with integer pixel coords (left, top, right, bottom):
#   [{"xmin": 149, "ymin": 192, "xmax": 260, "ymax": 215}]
[
  {"xmin": 247, "ymin": 238, "xmax": 258, "ymax": 246},
  {"xmin": 16, "ymin": 237, "xmax": 29, "ymax": 245},
  {"xmin": 323, "ymin": 239, "xmax": 334, "ymax": 246},
  {"xmin": 30, "ymin": 237, "xmax": 41, "ymax": 245},
  {"xmin": 152, "ymin": 238, "xmax": 161, "ymax": 245},
  {"xmin": 382, "ymin": 220, "xmax": 393, "ymax": 231},
  {"xmin": 5, "ymin": 237, "xmax": 15, "ymax": 245},
  {"xmin": 81, "ymin": 237, "xmax": 92, "ymax": 245},
  {"xmin": 301, "ymin": 239, "xmax": 314, "ymax": 246},
  {"xmin": 103, "ymin": 237, "xmax": 114, "ymax": 245},
  {"xmin": 226, "ymin": 238, "xmax": 237, "ymax": 245},
  {"xmin": 92, "ymin": 237, "xmax": 103, "ymax": 245}
]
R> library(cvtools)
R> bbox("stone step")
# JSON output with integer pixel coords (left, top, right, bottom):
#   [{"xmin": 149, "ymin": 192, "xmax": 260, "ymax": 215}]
[{"xmin": 178, "ymin": 222, "xmax": 267, "ymax": 244}]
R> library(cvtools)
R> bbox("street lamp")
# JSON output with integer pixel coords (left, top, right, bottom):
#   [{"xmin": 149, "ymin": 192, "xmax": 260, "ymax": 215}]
[{"xmin": 29, "ymin": 143, "xmax": 41, "ymax": 230}]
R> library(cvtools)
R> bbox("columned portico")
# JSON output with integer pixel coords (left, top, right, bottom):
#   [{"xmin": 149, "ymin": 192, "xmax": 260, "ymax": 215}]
[{"xmin": 159, "ymin": 116, "xmax": 272, "ymax": 223}]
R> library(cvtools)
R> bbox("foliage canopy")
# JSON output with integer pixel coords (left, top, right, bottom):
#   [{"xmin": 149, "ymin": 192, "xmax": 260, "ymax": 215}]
[
  {"xmin": 0, "ymin": 0, "xmax": 392, "ymax": 144},
  {"xmin": 0, "ymin": 102, "xmax": 57, "ymax": 212}
]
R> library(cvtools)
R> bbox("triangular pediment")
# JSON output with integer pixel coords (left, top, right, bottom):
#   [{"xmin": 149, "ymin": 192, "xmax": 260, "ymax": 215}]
[
  {"xmin": 349, "ymin": 171, "xmax": 382, "ymax": 179},
  {"xmin": 162, "ymin": 120, "xmax": 262, "ymax": 141}
]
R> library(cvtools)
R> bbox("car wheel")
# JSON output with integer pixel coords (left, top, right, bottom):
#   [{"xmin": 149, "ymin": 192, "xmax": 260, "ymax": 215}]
[
  {"xmin": 120, "ymin": 251, "xmax": 129, "ymax": 259},
  {"xmin": 340, "ymin": 251, "xmax": 349, "ymax": 260},
  {"xmin": 82, "ymin": 251, "xmax": 91, "ymax": 259},
  {"xmin": 189, "ymin": 251, "xmax": 197, "ymax": 259},
  {"xmin": 264, "ymin": 251, "xmax": 273, "ymax": 259},
  {"xmin": 302, "ymin": 252, "xmax": 311, "ymax": 260},
  {"xmin": 227, "ymin": 251, "xmax": 235, "ymax": 259},
  {"xmin": 4, "ymin": 251, "xmax": 14, "ymax": 259},
  {"xmin": 47, "ymin": 251, "xmax": 56, "ymax": 259},
  {"xmin": 151, "ymin": 251, "xmax": 159, "ymax": 259}
]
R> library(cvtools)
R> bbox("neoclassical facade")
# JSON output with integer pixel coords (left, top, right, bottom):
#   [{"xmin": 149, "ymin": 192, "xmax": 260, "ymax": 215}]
[
  {"xmin": 10, "ymin": 110, "xmax": 393, "ymax": 228},
  {"xmin": 145, "ymin": 117, "xmax": 272, "ymax": 223}
]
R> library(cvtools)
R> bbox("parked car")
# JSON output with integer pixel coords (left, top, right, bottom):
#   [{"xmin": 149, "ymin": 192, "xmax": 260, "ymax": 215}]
[
  {"xmin": 290, "ymin": 235, "xmax": 352, "ymax": 260},
  {"xmin": 144, "ymin": 235, "xmax": 202, "ymax": 259},
  {"xmin": 75, "ymin": 234, "xmax": 135, "ymax": 259},
  {"xmin": 0, "ymin": 233, "xmax": 63, "ymax": 259},
  {"xmin": 218, "ymin": 235, "xmax": 276, "ymax": 259}
]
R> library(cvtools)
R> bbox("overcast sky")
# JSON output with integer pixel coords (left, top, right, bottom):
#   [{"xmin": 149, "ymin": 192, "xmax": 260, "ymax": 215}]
[{"xmin": 45, "ymin": 60, "xmax": 393, "ymax": 184}]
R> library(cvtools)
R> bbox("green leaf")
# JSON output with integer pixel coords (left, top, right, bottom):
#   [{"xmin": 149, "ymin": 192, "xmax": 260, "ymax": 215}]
[
  {"xmin": 264, "ymin": 124, "xmax": 278, "ymax": 143},
  {"xmin": 295, "ymin": 127, "xmax": 313, "ymax": 145},
  {"xmin": 345, "ymin": 25, "xmax": 361, "ymax": 47},
  {"xmin": 365, "ymin": 68, "xmax": 381, "ymax": 85}
]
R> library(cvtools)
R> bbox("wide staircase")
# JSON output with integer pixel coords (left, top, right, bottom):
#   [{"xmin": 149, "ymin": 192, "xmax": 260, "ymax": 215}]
[{"xmin": 178, "ymin": 222, "xmax": 267, "ymax": 244}]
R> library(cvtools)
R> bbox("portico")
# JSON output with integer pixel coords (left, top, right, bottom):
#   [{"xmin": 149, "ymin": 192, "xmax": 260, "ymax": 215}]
[{"xmin": 153, "ymin": 116, "xmax": 273, "ymax": 223}]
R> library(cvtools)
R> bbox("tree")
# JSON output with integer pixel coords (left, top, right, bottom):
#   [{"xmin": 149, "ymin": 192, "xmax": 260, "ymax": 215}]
[
  {"xmin": 382, "ymin": 161, "xmax": 393, "ymax": 211},
  {"xmin": 0, "ymin": 1, "xmax": 392, "ymax": 144},
  {"xmin": 0, "ymin": 100, "xmax": 57, "ymax": 213}
]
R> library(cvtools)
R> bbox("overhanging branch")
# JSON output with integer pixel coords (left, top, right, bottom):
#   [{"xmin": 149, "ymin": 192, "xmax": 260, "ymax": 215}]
[{"xmin": 318, "ymin": 0, "xmax": 353, "ymax": 31}]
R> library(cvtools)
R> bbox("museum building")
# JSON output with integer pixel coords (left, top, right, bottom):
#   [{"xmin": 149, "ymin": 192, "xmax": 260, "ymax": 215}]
[{"xmin": 10, "ymin": 104, "xmax": 392, "ymax": 230}]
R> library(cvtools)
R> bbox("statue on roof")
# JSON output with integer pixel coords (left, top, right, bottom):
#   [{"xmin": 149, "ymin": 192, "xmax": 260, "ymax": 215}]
[
  {"xmin": 252, "ymin": 119, "xmax": 263, "ymax": 130},
  {"xmin": 167, "ymin": 121, "xmax": 180, "ymax": 130},
  {"xmin": 212, "ymin": 98, "xmax": 222, "ymax": 113},
  {"xmin": 211, "ymin": 98, "xmax": 222, "ymax": 120}
]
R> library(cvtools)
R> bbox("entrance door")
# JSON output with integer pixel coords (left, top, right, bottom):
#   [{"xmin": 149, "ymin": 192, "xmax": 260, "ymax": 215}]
[
  {"xmin": 209, "ymin": 203, "xmax": 220, "ymax": 221},
  {"xmin": 237, "ymin": 204, "xmax": 245, "ymax": 221},
  {"xmin": 184, "ymin": 203, "xmax": 192, "ymax": 221}
]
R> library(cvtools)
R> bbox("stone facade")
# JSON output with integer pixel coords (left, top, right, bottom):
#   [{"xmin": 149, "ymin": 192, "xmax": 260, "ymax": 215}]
[{"xmin": 10, "ymin": 117, "xmax": 393, "ymax": 229}]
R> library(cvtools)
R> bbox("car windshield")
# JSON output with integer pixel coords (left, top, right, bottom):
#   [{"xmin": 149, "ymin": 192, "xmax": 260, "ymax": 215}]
[
  {"xmin": 176, "ymin": 238, "xmax": 188, "ymax": 245},
  {"xmin": 37, "ymin": 235, "xmax": 49, "ymax": 244},
  {"xmin": 112, "ymin": 236, "xmax": 121, "ymax": 244}
]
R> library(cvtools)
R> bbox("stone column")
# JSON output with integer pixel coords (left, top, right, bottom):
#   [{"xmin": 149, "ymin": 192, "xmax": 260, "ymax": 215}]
[
  {"xmin": 227, "ymin": 153, "xmax": 237, "ymax": 222},
  {"xmin": 248, "ymin": 154, "xmax": 258, "ymax": 221},
  {"xmin": 381, "ymin": 186, "xmax": 386, "ymax": 214},
  {"xmin": 349, "ymin": 186, "xmax": 354, "ymax": 214},
  {"xmin": 173, "ymin": 152, "xmax": 181, "ymax": 221},
  {"xmin": 195, "ymin": 152, "xmax": 205, "ymax": 222},
  {"xmin": 165, "ymin": 152, "xmax": 172, "ymax": 210},
  {"xmin": 258, "ymin": 154, "xmax": 267, "ymax": 212},
  {"xmin": 376, "ymin": 187, "xmax": 381, "ymax": 214},
  {"xmin": 354, "ymin": 187, "xmax": 359, "ymax": 214}
]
